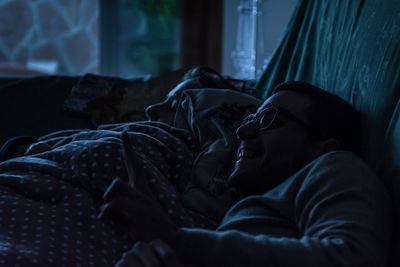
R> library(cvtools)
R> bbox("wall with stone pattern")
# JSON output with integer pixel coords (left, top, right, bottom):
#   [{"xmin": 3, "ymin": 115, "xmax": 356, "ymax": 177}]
[{"xmin": 0, "ymin": 0, "xmax": 99, "ymax": 75}]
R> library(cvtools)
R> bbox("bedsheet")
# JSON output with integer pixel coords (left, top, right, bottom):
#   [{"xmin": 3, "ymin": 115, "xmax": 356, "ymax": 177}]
[{"xmin": 0, "ymin": 121, "xmax": 217, "ymax": 266}]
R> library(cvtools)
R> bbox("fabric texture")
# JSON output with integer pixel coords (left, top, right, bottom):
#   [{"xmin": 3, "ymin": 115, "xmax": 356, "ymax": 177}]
[
  {"xmin": 174, "ymin": 89, "xmax": 262, "ymax": 221},
  {"xmin": 0, "ymin": 136, "xmax": 37, "ymax": 162},
  {"xmin": 174, "ymin": 88, "xmax": 262, "ymax": 149},
  {"xmin": 0, "ymin": 88, "xmax": 261, "ymax": 265},
  {"xmin": 176, "ymin": 151, "xmax": 393, "ymax": 267},
  {"xmin": 0, "ymin": 122, "xmax": 216, "ymax": 266},
  {"xmin": 64, "ymin": 70, "xmax": 187, "ymax": 126}
]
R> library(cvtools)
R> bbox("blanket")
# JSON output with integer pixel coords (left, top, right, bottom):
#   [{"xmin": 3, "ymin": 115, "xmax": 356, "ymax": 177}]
[
  {"xmin": 0, "ymin": 121, "xmax": 217, "ymax": 266},
  {"xmin": 0, "ymin": 87, "xmax": 262, "ymax": 265}
]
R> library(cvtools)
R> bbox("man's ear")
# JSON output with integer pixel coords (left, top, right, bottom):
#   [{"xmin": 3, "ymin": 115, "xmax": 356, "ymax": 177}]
[{"xmin": 319, "ymin": 138, "xmax": 341, "ymax": 154}]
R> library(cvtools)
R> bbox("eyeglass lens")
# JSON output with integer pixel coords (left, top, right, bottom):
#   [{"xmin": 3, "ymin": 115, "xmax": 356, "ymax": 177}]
[
  {"xmin": 258, "ymin": 109, "xmax": 277, "ymax": 129},
  {"xmin": 241, "ymin": 108, "xmax": 278, "ymax": 130}
]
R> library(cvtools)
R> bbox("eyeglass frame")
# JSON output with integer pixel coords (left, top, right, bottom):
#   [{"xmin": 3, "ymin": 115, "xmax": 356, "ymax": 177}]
[{"xmin": 241, "ymin": 106, "xmax": 315, "ymax": 133}]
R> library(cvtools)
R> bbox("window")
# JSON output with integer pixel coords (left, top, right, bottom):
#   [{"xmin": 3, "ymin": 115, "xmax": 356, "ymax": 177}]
[
  {"xmin": 0, "ymin": 0, "xmax": 222, "ymax": 77},
  {"xmin": 0, "ymin": 0, "xmax": 99, "ymax": 76}
]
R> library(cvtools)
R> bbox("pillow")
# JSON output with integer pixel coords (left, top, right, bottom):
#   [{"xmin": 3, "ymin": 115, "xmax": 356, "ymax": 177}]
[
  {"xmin": 174, "ymin": 88, "xmax": 262, "ymax": 148},
  {"xmin": 175, "ymin": 88, "xmax": 262, "ymax": 221},
  {"xmin": 64, "ymin": 70, "xmax": 186, "ymax": 126}
]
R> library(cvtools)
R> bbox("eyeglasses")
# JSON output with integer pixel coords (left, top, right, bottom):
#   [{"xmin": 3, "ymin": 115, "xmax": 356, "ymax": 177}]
[{"xmin": 241, "ymin": 106, "xmax": 312, "ymax": 132}]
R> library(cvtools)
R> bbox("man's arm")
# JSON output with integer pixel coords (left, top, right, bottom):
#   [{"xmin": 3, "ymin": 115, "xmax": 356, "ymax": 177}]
[
  {"xmin": 100, "ymin": 151, "xmax": 393, "ymax": 266},
  {"xmin": 173, "ymin": 152, "xmax": 393, "ymax": 267}
]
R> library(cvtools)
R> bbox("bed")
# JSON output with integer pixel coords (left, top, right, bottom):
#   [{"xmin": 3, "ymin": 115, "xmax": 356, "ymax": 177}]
[{"xmin": 0, "ymin": 0, "xmax": 400, "ymax": 266}]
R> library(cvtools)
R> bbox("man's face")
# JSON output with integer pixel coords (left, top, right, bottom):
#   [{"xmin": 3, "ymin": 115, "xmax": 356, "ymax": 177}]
[{"xmin": 228, "ymin": 90, "xmax": 321, "ymax": 196}]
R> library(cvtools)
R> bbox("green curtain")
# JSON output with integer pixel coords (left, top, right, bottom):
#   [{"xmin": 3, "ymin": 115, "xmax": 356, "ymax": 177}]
[
  {"xmin": 255, "ymin": 0, "xmax": 400, "ymax": 169},
  {"xmin": 255, "ymin": 1, "xmax": 400, "ymax": 264}
]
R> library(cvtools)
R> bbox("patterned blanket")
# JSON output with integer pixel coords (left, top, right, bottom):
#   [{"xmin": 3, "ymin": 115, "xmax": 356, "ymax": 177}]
[{"xmin": 0, "ymin": 121, "xmax": 216, "ymax": 266}]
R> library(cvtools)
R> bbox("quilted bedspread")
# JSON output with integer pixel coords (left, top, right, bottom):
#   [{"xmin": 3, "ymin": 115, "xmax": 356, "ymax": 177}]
[{"xmin": 0, "ymin": 121, "xmax": 217, "ymax": 266}]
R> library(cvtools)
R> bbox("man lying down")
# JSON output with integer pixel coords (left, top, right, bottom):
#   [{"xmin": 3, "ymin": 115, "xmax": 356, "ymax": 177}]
[
  {"xmin": 0, "ymin": 67, "xmax": 253, "ymax": 266},
  {"xmin": 105, "ymin": 82, "xmax": 394, "ymax": 267}
]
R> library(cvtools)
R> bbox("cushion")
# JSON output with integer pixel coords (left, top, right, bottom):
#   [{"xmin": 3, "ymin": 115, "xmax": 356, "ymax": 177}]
[{"xmin": 174, "ymin": 88, "xmax": 262, "ymax": 221}]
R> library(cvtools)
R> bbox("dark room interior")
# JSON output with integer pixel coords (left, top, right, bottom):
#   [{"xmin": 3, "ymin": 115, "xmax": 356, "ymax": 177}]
[{"xmin": 0, "ymin": 0, "xmax": 399, "ymax": 266}]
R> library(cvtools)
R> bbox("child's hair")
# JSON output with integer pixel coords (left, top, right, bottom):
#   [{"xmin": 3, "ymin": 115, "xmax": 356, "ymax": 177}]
[{"xmin": 182, "ymin": 67, "xmax": 238, "ymax": 90}]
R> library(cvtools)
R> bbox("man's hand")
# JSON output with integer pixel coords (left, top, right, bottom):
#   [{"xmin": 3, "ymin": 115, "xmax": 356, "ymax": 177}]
[
  {"xmin": 98, "ymin": 130, "xmax": 178, "ymax": 242},
  {"xmin": 115, "ymin": 240, "xmax": 184, "ymax": 267},
  {"xmin": 98, "ymin": 177, "xmax": 178, "ymax": 243}
]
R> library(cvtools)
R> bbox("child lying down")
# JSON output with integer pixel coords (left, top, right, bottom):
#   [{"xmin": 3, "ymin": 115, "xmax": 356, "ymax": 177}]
[{"xmin": 0, "ymin": 67, "xmax": 259, "ymax": 266}]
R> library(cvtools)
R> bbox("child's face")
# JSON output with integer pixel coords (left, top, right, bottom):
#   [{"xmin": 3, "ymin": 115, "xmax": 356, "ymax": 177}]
[{"xmin": 145, "ymin": 79, "xmax": 200, "ymax": 125}]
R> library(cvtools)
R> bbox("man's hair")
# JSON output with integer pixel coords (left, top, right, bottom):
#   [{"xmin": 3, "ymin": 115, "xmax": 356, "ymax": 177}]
[
  {"xmin": 272, "ymin": 81, "xmax": 362, "ymax": 155},
  {"xmin": 182, "ymin": 67, "xmax": 238, "ymax": 90}
]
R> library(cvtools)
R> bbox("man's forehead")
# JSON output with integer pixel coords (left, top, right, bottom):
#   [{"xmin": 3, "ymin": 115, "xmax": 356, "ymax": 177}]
[{"xmin": 259, "ymin": 91, "xmax": 312, "ymax": 122}]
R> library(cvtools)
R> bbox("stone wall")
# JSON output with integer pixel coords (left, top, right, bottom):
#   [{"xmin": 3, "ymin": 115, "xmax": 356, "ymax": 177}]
[{"xmin": 0, "ymin": 0, "xmax": 99, "ymax": 75}]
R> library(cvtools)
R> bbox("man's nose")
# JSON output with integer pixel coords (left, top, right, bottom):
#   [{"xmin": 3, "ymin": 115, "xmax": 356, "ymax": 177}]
[{"xmin": 236, "ymin": 121, "xmax": 259, "ymax": 139}]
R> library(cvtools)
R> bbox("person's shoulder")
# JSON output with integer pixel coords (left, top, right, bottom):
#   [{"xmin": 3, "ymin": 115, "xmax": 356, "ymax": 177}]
[
  {"xmin": 311, "ymin": 150, "xmax": 369, "ymax": 172},
  {"xmin": 316, "ymin": 149, "xmax": 361, "ymax": 160},
  {"xmin": 300, "ymin": 150, "xmax": 379, "ymax": 189}
]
